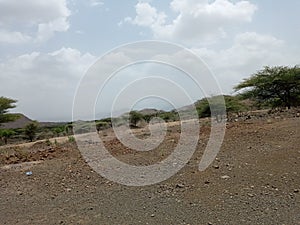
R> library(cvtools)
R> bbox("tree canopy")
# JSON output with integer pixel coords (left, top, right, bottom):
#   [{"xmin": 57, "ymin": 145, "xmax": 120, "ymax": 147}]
[
  {"xmin": 0, "ymin": 129, "xmax": 15, "ymax": 145},
  {"xmin": 129, "ymin": 111, "xmax": 143, "ymax": 127},
  {"xmin": 196, "ymin": 95, "xmax": 247, "ymax": 118},
  {"xmin": 0, "ymin": 96, "xmax": 18, "ymax": 125},
  {"xmin": 234, "ymin": 66, "xmax": 300, "ymax": 109},
  {"xmin": 25, "ymin": 122, "xmax": 38, "ymax": 142}
]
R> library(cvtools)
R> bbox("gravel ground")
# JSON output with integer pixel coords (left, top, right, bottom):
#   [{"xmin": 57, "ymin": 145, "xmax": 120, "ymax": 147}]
[{"xmin": 0, "ymin": 116, "xmax": 299, "ymax": 225}]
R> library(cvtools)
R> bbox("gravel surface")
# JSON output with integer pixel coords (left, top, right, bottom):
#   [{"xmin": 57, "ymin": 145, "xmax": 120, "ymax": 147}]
[{"xmin": 0, "ymin": 117, "xmax": 299, "ymax": 225}]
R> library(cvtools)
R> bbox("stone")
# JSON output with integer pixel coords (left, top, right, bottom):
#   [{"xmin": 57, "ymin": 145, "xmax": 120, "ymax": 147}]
[{"xmin": 176, "ymin": 183, "xmax": 185, "ymax": 188}]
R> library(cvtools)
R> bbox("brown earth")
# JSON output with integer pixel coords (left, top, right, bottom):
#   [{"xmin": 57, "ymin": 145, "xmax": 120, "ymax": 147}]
[{"xmin": 0, "ymin": 116, "xmax": 299, "ymax": 225}]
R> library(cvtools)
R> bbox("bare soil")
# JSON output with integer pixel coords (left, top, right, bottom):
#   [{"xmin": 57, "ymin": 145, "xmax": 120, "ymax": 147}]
[{"xmin": 0, "ymin": 116, "xmax": 300, "ymax": 225}]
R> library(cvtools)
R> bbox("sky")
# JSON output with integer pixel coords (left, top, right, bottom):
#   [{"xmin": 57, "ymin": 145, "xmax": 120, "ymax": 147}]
[{"xmin": 0, "ymin": 0, "xmax": 299, "ymax": 121}]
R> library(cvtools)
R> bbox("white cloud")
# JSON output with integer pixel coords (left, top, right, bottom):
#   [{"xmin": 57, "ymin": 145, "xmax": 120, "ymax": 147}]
[
  {"xmin": 125, "ymin": 0, "xmax": 257, "ymax": 43},
  {"xmin": 0, "ymin": 48, "xmax": 96, "ymax": 121},
  {"xmin": 192, "ymin": 32, "xmax": 298, "ymax": 92},
  {"xmin": 127, "ymin": 2, "xmax": 167, "ymax": 27},
  {"xmin": 89, "ymin": 0, "xmax": 104, "ymax": 7},
  {"xmin": 0, "ymin": 0, "xmax": 70, "ymax": 44},
  {"xmin": 0, "ymin": 30, "xmax": 32, "ymax": 44},
  {"xmin": 36, "ymin": 17, "xmax": 70, "ymax": 42}
]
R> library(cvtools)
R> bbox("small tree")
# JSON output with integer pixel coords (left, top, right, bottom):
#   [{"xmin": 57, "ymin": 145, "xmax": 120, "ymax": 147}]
[
  {"xmin": 0, "ymin": 96, "xmax": 19, "ymax": 126},
  {"xmin": 95, "ymin": 121, "xmax": 110, "ymax": 133},
  {"xmin": 65, "ymin": 124, "xmax": 73, "ymax": 135},
  {"xmin": 53, "ymin": 127, "xmax": 65, "ymax": 137},
  {"xmin": 129, "ymin": 111, "xmax": 143, "ymax": 127},
  {"xmin": 235, "ymin": 66, "xmax": 300, "ymax": 109},
  {"xmin": 25, "ymin": 122, "xmax": 38, "ymax": 142},
  {"xmin": 0, "ymin": 129, "xmax": 15, "ymax": 145},
  {"xmin": 196, "ymin": 95, "xmax": 246, "ymax": 118}
]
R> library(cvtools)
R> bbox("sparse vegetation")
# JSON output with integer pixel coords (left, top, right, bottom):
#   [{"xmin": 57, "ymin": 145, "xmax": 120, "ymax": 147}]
[
  {"xmin": 24, "ymin": 122, "xmax": 38, "ymax": 142},
  {"xmin": 0, "ymin": 129, "xmax": 15, "ymax": 145},
  {"xmin": 196, "ymin": 95, "xmax": 248, "ymax": 119},
  {"xmin": 129, "ymin": 111, "xmax": 143, "ymax": 127},
  {"xmin": 96, "ymin": 121, "xmax": 111, "ymax": 133}
]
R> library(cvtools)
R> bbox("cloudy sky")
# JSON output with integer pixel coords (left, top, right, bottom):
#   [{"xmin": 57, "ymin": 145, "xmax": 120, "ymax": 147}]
[{"xmin": 0, "ymin": 0, "xmax": 299, "ymax": 121}]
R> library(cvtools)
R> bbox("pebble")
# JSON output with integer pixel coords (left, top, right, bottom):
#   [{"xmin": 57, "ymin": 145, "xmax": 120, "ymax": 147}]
[
  {"xmin": 221, "ymin": 175, "xmax": 230, "ymax": 179},
  {"xmin": 176, "ymin": 183, "xmax": 185, "ymax": 188},
  {"xmin": 247, "ymin": 193, "xmax": 254, "ymax": 197},
  {"xmin": 25, "ymin": 171, "xmax": 32, "ymax": 176},
  {"xmin": 213, "ymin": 165, "xmax": 220, "ymax": 169}
]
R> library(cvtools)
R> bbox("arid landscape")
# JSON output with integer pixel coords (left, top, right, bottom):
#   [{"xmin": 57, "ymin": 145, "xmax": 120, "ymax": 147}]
[
  {"xmin": 1, "ymin": 112, "xmax": 299, "ymax": 225},
  {"xmin": 1, "ymin": 1, "xmax": 300, "ymax": 224}
]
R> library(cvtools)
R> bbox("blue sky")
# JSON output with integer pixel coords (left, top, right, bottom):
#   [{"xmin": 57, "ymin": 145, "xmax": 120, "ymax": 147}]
[{"xmin": 0, "ymin": 0, "xmax": 299, "ymax": 121}]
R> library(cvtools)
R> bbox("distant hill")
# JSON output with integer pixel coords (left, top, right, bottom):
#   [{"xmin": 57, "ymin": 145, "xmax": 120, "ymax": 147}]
[
  {"xmin": 1, "ymin": 114, "xmax": 67, "ymax": 129},
  {"xmin": 1, "ymin": 114, "xmax": 33, "ymax": 129},
  {"xmin": 120, "ymin": 108, "xmax": 166, "ymax": 118},
  {"xmin": 138, "ymin": 108, "xmax": 165, "ymax": 115}
]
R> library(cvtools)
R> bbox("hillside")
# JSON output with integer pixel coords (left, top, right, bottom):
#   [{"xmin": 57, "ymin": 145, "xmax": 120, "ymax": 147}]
[
  {"xmin": 1, "ymin": 114, "xmax": 33, "ymax": 129},
  {"xmin": 1, "ymin": 114, "xmax": 67, "ymax": 129}
]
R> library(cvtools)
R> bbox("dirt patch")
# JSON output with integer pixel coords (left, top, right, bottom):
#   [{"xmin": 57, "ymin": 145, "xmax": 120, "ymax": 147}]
[{"xmin": 0, "ymin": 116, "xmax": 299, "ymax": 224}]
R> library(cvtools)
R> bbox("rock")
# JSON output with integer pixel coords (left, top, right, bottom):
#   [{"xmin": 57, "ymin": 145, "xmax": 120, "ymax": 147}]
[
  {"xmin": 294, "ymin": 189, "xmax": 299, "ymax": 193},
  {"xmin": 176, "ymin": 183, "xmax": 185, "ymax": 188},
  {"xmin": 296, "ymin": 113, "xmax": 300, "ymax": 117},
  {"xmin": 247, "ymin": 193, "xmax": 254, "ymax": 197},
  {"xmin": 221, "ymin": 175, "xmax": 230, "ymax": 179},
  {"xmin": 150, "ymin": 214, "xmax": 155, "ymax": 217},
  {"xmin": 25, "ymin": 171, "xmax": 32, "ymax": 176},
  {"xmin": 213, "ymin": 165, "xmax": 220, "ymax": 169},
  {"xmin": 204, "ymin": 180, "xmax": 210, "ymax": 184}
]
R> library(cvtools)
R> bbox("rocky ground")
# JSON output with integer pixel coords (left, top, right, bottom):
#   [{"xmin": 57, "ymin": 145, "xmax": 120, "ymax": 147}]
[{"xmin": 0, "ymin": 115, "xmax": 300, "ymax": 225}]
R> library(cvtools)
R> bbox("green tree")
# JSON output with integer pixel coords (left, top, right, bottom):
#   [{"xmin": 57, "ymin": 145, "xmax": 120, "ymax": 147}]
[
  {"xmin": 53, "ymin": 126, "xmax": 65, "ymax": 137},
  {"xmin": 0, "ymin": 96, "xmax": 19, "ymax": 125},
  {"xmin": 196, "ymin": 95, "xmax": 247, "ymax": 120},
  {"xmin": 65, "ymin": 124, "xmax": 73, "ymax": 135},
  {"xmin": 0, "ymin": 129, "xmax": 15, "ymax": 145},
  {"xmin": 234, "ymin": 66, "xmax": 300, "ymax": 109},
  {"xmin": 95, "ymin": 121, "xmax": 110, "ymax": 133},
  {"xmin": 129, "ymin": 111, "xmax": 143, "ymax": 127},
  {"xmin": 25, "ymin": 122, "xmax": 38, "ymax": 142}
]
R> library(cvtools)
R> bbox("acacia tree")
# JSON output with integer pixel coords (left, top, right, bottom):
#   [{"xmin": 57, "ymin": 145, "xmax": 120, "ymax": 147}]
[
  {"xmin": 129, "ymin": 111, "xmax": 143, "ymax": 127},
  {"xmin": 25, "ymin": 122, "xmax": 38, "ymax": 142},
  {"xmin": 0, "ymin": 129, "xmax": 15, "ymax": 145},
  {"xmin": 234, "ymin": 66, "xmax": 300, "ymax": 109},
  {"xmin": 0, "ymin": 96, "xmax": 18, "ymax": 125},
  {"xmin": 196, "ymin": 95, "xmax": 247, "ymax": 119}
]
